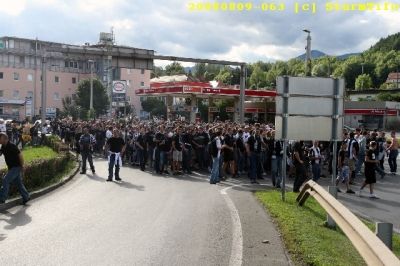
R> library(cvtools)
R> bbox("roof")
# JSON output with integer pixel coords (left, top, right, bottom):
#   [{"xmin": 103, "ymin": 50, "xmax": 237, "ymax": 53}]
[{"xmin": 386, "ymin": 72, "xmax": 400, "ymax": 81}]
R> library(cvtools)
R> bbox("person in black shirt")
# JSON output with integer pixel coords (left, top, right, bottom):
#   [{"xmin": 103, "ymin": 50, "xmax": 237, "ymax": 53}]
[
  {"xmin": 106, "ymin": 129, "xmax": 126, "ymax": 181},
  {"xmin": 222, "ymin": 129, "xmax": 235, "ymax": 179},
  {"xmin": 172, "ymin": 127, "xmax": 183, "ymax": 175},
  {"xmin": 293, "ymin": 142, "xmax": 306, "ymax": 192},
  {"xmin": 246, "ymin": 130, "xmax": 259, "ymax": 184},
  {"xmin": 145, "ymin": 127, "xmax": 155, "ymax": 170},
  {"xmin": 0, "ymin": 133, "xmax": 30, "ymax": 204},
  {"xmin": 79, "ymin": 127, "xmax": 96, "ymax": 175},
  {"xmin": 154, "ymin": 125, "xmax": 167, "ymax": 174},
  {"xmin": 359, "ymin": 141, "xmax": 379, "ymax": 198},
  {"xmin": 182, "ymin": 127, "xmax": 193, "ymax": 174},
  {"xmin": 136, "ymin": 127, "xmax": 146, "ymax": 171}
]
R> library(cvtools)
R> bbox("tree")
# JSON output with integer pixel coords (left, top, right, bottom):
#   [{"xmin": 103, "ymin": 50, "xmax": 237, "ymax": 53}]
[
  {"xmin": 151, "ymin": 66, "xmax": 165, "ymax": 78},
  {"xmin": 355, "ymin": 74, "xmax": 373, "ymax": 90},
  {"xmin": 376, "ymin": 92, "xmax": 400, "ymax": 101},
  {"xmin": 249, "ymin": 65, "xmax": 267, "ymax": 89},
  {"xmin": 215, "ymin": 67, "xmax": 233, "ymax": 84},
  {"xmin": 165, "ymin": 62, "xmax": 185, "ymax": 76},
  {"xmin": 141, "ymin": 97, "xmax": 167, "ymax": 117},
  {"xmin": 75, "ymin": 79, "xmax": 110, "ymax": 117},
  {"xmin": 61, "ymin": 96, "xmax": 80, "ymax": 120},
  {"xmin": 193, "ymin": 63, "xmax": 207, "ymax": 80}
]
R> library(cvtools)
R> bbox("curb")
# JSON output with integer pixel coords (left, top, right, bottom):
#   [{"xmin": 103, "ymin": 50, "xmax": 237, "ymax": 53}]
[{"xmin": 0, "ymin": 158, "xmax": 81, "ymax": 212}]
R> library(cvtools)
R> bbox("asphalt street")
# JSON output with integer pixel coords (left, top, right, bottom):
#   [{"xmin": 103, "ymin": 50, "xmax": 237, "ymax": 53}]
[{"xmin": 0, "ymin": 159, "xmax": 290, "ymax": 266}]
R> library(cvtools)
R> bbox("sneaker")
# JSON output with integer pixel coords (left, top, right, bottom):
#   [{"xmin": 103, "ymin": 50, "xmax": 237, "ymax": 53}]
[
  {"xmin": 22, "ymin": 197, "xmax": 31, "ymax": 205},
  {"xmin": 346, "ymin": 189, "xmax": 355, "ymax": 194},
  {"xmin": 80, "ymin": 171, "xmax": 86, "ymax": 175},
  {"xmin": 391, "ymin": 172, "xmax": 397, "ymax": 175},
  {"xmin": 115, "ymin": 177, "xmax": 122, "ymax": 181},
  {"xmin": 369, "ymin": 194, "xmax": 379, "ymax": 199},
  {"xmin": 91, "ymin": 169, "xmax": 95, "ymax": 174},
  {"xmin": 106, "ymin": 179, "xmax": 113, "ymax": 182},
  {"xmin": 337, "ymin": 188, "xmax": 342, "ymax": 193}
]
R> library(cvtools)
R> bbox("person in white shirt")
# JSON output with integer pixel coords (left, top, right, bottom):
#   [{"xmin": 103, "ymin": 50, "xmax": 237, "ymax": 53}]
[
  {"xmin": 0, "ymin": 119, "xmax": 6, "ymax": 133},
  {"xmin": 310, "ymin": 141, "xmax": 321, "ymax": 182},
  {"xmin": 210, "ymin": 130, "xmax": 222, "ymax": 184}
]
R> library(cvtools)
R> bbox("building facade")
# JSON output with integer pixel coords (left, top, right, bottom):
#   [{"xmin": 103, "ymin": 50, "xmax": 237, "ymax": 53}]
[{"xmin": 0, "ymin": 35, "xmax": 152, "ymax": 120}]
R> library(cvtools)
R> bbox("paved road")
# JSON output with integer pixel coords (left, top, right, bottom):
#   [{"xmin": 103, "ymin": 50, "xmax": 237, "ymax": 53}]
[{"xmin": 0, "ymin": 159, "xmax": 290, "ymax": 266}]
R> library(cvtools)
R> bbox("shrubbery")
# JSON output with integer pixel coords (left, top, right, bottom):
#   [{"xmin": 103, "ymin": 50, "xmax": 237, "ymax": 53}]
[{"xmin": 5, "ymin": 135, "xmax": 75, "ymax": 195}]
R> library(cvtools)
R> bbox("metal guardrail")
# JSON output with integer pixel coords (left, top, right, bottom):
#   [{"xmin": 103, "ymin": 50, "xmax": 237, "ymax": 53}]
[{"xmin": 296, "ymin": 180, "xmax": 400, "ymax": 266}]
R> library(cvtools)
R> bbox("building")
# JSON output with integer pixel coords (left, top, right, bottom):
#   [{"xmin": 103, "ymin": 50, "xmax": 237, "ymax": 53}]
[
  {"xmin": 386, "ymin": 72, "xmax": 400, "ymax": 88},
  {"xmin": 0, "ymin": 34, "xmax": 153, "ymax": 120}
]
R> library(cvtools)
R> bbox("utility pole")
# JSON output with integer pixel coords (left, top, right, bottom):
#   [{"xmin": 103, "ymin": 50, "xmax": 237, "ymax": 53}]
[
  {"xmin": 303, "ymin": 29, "xmax": 312, "ymax": 76},
  {"xmin": 88, "ymin": 60, "xmax": 94, "ymax": 111},
  {"xmin": 361, "ymin": 63, "xmax": 365, "ymax": 90},
  {"xmin": 41, "ymin": 52, "xmax": 47, "ymax": 125},
  {"xmin": 239, "ymin": 64, "xmax": 246, "ymax": 123}
]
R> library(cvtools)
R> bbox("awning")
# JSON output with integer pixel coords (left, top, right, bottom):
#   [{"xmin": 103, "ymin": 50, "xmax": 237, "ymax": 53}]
[{"xmin": 0, "ymin": 99, "xmax": 26, "ymax": 106}]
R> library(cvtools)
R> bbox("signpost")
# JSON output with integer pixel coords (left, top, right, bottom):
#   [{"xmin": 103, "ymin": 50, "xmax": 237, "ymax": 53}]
[{"xmin": 275, "ymin": 76, "xmax": 344, "ymax": 201}]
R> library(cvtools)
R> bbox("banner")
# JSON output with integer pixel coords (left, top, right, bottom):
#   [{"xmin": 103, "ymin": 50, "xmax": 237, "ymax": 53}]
[{"xmin": 113, "ymin": 80, "xmax": 127, "ymax": 94}]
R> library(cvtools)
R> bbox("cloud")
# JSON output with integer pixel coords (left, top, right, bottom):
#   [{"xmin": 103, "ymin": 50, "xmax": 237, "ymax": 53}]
[
  {"xmin": 0, "ymin": 0, "xmax": 27, "ymax": 16},
  {"xmin": 0, "ymin": 0, "xmax": 399, "ymax": 64}
]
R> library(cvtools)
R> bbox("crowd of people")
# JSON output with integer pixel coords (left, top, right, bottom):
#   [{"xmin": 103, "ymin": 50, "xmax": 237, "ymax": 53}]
[
  {"xmin": 43, "ymin": 117, "xmax": 398, "ymax": 198},
  {"xmin": 0, "ymin": 115, "xmax": 398, "ymax": 204}
]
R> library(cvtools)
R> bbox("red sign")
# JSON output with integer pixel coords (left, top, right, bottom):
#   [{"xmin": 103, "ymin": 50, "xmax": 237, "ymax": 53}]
[
  {"xmin": 183, "ymin": 86, "xmax": 202, "ymax": 93},
  {"xmin": 245, "ymin": 108, "xmax": 265, "ymax": 113},
  {"xmin": 226, "ymin": 107, "xmax": 235, "ymax": 113},
  {"xmin": 345, "ymin": 109, "xmax": 398, "ymax": 116}
]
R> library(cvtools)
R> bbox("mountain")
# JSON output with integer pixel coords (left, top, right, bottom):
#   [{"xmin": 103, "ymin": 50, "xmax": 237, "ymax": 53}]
[
  {"xmin": 368, "ymin": 32, "xmax": 400, "ymax": 52},
  {"xmin": 296, "ymin": 50, "xmax": 327, "ymax": 60},
  {"xmin": 296, "ymin": 50, "xmax": 360, "ymax": 60}
]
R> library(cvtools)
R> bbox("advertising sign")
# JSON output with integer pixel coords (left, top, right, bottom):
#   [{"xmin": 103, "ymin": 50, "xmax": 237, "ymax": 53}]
[{"xmin": 113, "ymin": 80, "xmax": 127, "ymax": 94}]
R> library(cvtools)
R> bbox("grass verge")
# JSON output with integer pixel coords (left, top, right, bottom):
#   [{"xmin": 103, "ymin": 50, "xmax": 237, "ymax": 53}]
[
  {"xmin": 22, "ymin": 146, "xmax": 58, "ymax": 164},
  {"xmin": 255, "ymin": 191, "xmax": 400, "ymax": 266}
]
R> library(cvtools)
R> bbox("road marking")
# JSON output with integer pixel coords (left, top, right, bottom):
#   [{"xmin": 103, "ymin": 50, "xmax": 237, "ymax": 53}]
[
  {"xmin": 219, "ymin": 183, "xmax": 269, "ymax": 266},
  {"xmin": 220, "ymin": 187, "xmax": 243, "ymax": 266}
]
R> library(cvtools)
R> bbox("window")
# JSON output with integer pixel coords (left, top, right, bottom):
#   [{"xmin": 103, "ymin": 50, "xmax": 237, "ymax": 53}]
[
  {"xmin": 0, "ymin": 107, "xmax": 3, "ymax": 115},
  {"xmin": 140, "ymin": 81, "xmax": 145, "ymax": 87},
  {"xmin": 13, "ymin": 72, "xmax": 19, "ymax": 81},
  {"xmin": 72, "ymin": 77, "xmax": 76, "ymax": 84},
  {"xmin": 53, "ymin": 92, "xmax": 60, "ymax": 101},
  {"xmin": 55, "ymin": 76, "xmax": 59, "ymax": 83},
  {"xmin": 141, "ymin": 69, "xmax": 145, "ymax": 75},
  {"xmin": 27, "ymin": 74, "xmax": 33, "ymax": 81},
  {"xmin": 65, "ymin": 61, "xmax": 68, "ymax": 68},
  {"xmin": 8, "ymin": 39, "xmax": 14, "ymax": 49},
  {"xmin": 19, "ymin": 56, "xmax": 25, "ymax": 64},
  {"xmin": 0, "ymin": 90, "xmax": 3, "ymax": 97},
  {"xmin": 0, "ymin": 72, "xmax": 3, "ymax": 79},
  {"xmin": 13, "ymin": 90, "xmax": 19, "ymax": 99},
  {"xmin": 27, "ymin": 91, "xmax": 33, "ymax": 98},
  {"xmin": 12, "ymin": 108, "xmax": 19, "ymax": 116},
  {"xmin": 69, "ymin": 61, "xmax": 74, "ymax": 68}
]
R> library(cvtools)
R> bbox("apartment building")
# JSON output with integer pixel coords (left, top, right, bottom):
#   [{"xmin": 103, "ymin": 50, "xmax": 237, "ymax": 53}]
[{"xmin": 0, "ymin": 34, "xmax": 153, "ymax": 120}]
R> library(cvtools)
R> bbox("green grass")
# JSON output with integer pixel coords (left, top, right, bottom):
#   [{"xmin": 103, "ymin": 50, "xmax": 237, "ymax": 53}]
[
  {"xmin": 22, "ymin": 146, "xmax": 58, "ymax": 164},
  {"xmin": 255, "ymin": 191, "xmax": 400, "ymax": 266}
]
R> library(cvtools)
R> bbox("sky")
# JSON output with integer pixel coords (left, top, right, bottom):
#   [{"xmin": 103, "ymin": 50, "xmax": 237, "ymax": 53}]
[{"xmin": 1, "ymin": 0, "xmax": 399, "ymax": 67}]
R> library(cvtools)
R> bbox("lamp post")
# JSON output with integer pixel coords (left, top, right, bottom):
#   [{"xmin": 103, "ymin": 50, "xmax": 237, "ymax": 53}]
[
  {"xmin": 41, "ymin": 53, "xmax": 47, "ymax": 126},
  {"xmin": 88, "ymin": 60, "xmax": 94, "ymax": 111},
  {"xmin": 303, "ymin": 29, "xmax": 312, "ymax": 76}
]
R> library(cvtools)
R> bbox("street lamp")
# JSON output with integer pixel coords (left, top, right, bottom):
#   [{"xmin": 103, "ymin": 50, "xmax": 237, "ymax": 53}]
[
  {"xmin": 88, "ymin": 60, "xmax": 94, "ymax": 111},
  {"xmin": 303, "ymin": 29, "xmax": 312, "ymax": 77}
]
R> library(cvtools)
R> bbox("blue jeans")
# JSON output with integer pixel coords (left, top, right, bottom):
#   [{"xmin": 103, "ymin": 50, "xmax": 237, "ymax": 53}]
[
  {"xmin": 183, "ymin": 147, "xmax": 192, "ymax": 173},
  {"xmin": 249, "ymin": 152, "xmax": 262, "ymax": 181},
  {"xmin": 0, "ymin": 167, "xmax": 30, "ymax": 202},
  {"xmin": 210, "ymin": 157, "xmax": 220, "ymax": 183},
  {"xmin": 154, "ymin": 148, "xmax": 166, "ymax": 173},
  {"xmin": 108, "ymin": 154, "xmax": 121, "ymax": 179},
  {"xmin": 356, "ymin": 151, "xmax": 365, "ymax": 173},
  {"xmin": 271, "ymin": 156, "xmax": 282, "ymax": 187},
  {"xmin": 389, "ymin": 149, "xmax": 398, "ymax": 173},
  {"xmin": 312, "ymin": 163, "xmax": 321, "ymax": 182}
]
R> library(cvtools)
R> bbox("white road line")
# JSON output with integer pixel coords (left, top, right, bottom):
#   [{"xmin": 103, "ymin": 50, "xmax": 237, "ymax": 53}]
[{"xmin": 221, "ymin": 187, "xmax": 243, "ymax": 266}]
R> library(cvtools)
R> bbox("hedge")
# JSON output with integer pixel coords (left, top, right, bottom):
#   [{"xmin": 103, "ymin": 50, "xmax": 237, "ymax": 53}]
[{"xmin": 4, "ymin": 135, "xmax": 75, "ymax": 196}]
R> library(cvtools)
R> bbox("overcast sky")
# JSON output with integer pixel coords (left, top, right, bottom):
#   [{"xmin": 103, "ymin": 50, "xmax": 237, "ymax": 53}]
[{"xmin": 1, "ymin": 0, "xmax": 399, "ymax": 66}]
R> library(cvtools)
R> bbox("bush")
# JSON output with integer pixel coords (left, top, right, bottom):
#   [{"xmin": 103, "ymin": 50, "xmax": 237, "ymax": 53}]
[{"xmin": 4, "ymin": 135, "xmax": 75, "ymax": 196}]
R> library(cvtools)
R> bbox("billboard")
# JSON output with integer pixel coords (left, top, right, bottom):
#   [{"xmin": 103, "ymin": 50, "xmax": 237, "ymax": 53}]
[{"xmin": 113, "ymin": 80, "xmax": 127, "ymax": 94}]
